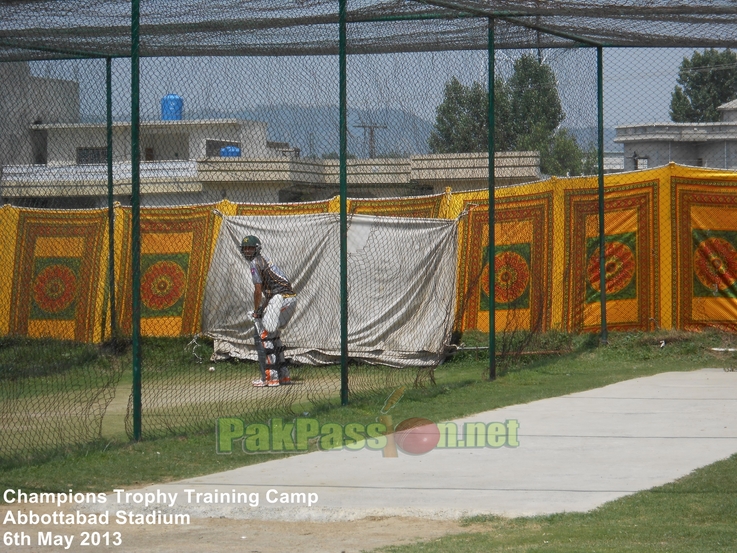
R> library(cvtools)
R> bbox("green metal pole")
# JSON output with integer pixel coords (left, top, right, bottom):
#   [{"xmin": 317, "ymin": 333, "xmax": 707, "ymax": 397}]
[
  {"xmin": 488, "ymin": 19, "xmax": 496, "ymax": 380},
  {"xmin": 486, "ymin": 17, "xmax": 496, "ymax": 380},
  {"xmin": 339, "ymin": 0, "xmax": 349, "ymax": 406},
  {"xmin": 131, "ymin": 0, "xmax": 142, "ymax": 440},
  {"xmin": 106, "ymin": 57, "xmax": 117, "ymax": 340},
  {"xmin": 597, "ymin": 46, "xmax": 608, "ymax": 344}
]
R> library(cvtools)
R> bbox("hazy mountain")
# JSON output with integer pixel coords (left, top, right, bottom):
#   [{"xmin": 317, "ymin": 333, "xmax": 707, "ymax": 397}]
[
  {"xmin": 189, "ymin": 105, "xmax": 435, "ymax": 159},
  {"xmin": 82, "ymin": 104, "xmax": 621, "ymax": 158}
]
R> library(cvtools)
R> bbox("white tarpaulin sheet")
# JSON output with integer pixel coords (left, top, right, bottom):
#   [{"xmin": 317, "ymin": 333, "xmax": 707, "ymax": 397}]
[{"xmin": 202, "ymin": 213, "xmax": 458, "ymax": 367}]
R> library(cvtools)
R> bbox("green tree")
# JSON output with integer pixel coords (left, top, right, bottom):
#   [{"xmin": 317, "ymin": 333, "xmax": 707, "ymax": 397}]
[
  {"xmin": 515, "ymin": 126, "xmax": 585, "ymax": 177},
  {"xmin": 670, "ymin": 49, "xmax": 737, "ymax": 123},
  {"xmin": 508, "ymin": 55, "xmax": 583, "ymax": 176},
  {"xmin": 429, "ymin": 55, "xmax": 587, "ymax": 177},
  {"xmin": 428, "ymin": 76, "xmax": 513, "ymax": 154},
  {"xmin": 581, "ymin": 143, "xmax": 599, "ymax": 176},
  {"xmin": 544, "ymin": 129, "xmax": 584, "ymax": 176},
  {"xmin": 508, "ymin": 54, "xmax": 564, "ymax": 140}
]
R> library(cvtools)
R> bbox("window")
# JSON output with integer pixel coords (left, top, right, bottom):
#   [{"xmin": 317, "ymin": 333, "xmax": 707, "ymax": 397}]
[
  {"xmin": 77, "ymin": 147, "xmax": 107, "ymax": 165},
  {"xmin": 635, "ymin": 157, "xmax": 648, "ymax": 170}
]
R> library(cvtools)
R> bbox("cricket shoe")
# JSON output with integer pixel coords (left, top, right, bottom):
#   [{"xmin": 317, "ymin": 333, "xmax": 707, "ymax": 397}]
[
  {"xmin": 279, "ymin": 377, "xmax": 292, "ymax": 385},
  {"xmin": 252, "ymin": 378, "xmax": 280, "ymax": 387}
]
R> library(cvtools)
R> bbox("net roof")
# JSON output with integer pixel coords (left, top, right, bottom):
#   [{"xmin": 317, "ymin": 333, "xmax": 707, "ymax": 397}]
[{"xmin": 1, "ymin": 0, "xmax": 736, "ymax": 61}]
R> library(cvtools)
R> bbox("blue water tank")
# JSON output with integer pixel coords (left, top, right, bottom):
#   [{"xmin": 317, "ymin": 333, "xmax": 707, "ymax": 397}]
[
  {"xmin": 161, "ymin": 94, "xmax": 183, "ymax": 121},
  {"xmin": 220, "ymin": 145, "xmax": 241, "ymax": 157}
]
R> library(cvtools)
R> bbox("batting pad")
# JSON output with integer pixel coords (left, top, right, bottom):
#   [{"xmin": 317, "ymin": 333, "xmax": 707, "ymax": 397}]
[{"xmin": 202, "ymin": 213, "xmax": 458, "ymax": 367}]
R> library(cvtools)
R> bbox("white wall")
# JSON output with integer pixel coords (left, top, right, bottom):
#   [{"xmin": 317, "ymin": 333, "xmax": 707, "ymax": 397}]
[
  {"xmin": 141, "ymin": 132, "xmax": 188, "ymax": 160},
  {"xmin": 43, "ymin": 120, "xmax": 272, "ymax": 164}
]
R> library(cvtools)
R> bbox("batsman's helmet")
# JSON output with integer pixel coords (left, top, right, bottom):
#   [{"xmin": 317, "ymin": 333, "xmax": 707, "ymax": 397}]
[{"xmin": 241, "ymin": 235, "xmax": 261, "ymax": 261}]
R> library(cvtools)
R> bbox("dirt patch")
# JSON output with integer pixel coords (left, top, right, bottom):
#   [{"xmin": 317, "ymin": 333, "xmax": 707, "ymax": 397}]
[{"xmin": 1, "ymin": 503, "xmax": 466, "ymax": 552}]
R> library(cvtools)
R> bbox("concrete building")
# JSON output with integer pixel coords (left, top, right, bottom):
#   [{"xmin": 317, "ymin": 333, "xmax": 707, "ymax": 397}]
[
  {"xmin": 1, "ymin": 114, "xmax": 541, "ymax": 206},
  {"xmin": 199, "ymin": 151, "xmax": 541, "ymax": 204},
  {"xmin": 0, "ymin": 118, "xmax": 301, "ymax": 207},
  {"xmin": 615, "ymin": 99, "xmax": 737, "ymax": 171},
  {"xmin": 0, "ymin": 62, "xmax": 79, "ymax": 168},
  {"xmin": 603, "ymin": 151, "xmax": 625, "ymax": 173},
  {"xmin": 36, "ymin": 118, "xmax": 290, "ymax": 165},
  {"xmin": 0, "ymin": 72, "xmax": 542, "ymax": 206}
]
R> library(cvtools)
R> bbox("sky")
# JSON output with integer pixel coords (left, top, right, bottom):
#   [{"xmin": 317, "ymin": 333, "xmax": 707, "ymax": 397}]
[{"xmin": 28, "ymin": 46, "xmax": 698, "ymax": 135}]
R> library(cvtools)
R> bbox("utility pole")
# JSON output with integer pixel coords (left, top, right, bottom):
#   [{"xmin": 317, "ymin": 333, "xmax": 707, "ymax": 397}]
[{"xmin": 354, "ymin": 123, "xmax": 387, "ymax": 158}]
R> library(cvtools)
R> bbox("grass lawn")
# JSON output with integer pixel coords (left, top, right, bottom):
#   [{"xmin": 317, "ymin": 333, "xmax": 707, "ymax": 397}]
[
  {"xmin": 373, "ymin": 453, "xmax": 737, "ymax": 553},
  {"xmin": 365, "ymin": 330, "xmax": 737, "ymax": 553},
  {"xmin": 1, "ymin": 329, "xmax": 737, "ymax": 518}
]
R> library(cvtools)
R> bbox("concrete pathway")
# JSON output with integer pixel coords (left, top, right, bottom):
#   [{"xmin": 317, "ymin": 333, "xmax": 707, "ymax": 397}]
[{"xmin": 113, "ymin": 369, "xmax": 737, "ymax": 521}]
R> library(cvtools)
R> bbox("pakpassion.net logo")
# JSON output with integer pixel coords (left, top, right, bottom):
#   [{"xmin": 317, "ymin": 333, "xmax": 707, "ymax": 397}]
[{"xmin": 216, "ymin": 416, "xmax": 519, "ymax": 455}]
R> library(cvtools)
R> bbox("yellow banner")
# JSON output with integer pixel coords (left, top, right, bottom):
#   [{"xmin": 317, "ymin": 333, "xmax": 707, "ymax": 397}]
[
  {"xmin": 116, "ymin": 202, "xmax": 224, "ymax": 337},
  {"xmin": 4, "ymin": 206, "xmax": 110, "ymax": 342},
  {"xmin": 4, "ymin": 164, "xmax": 737, "ymax": 342}
]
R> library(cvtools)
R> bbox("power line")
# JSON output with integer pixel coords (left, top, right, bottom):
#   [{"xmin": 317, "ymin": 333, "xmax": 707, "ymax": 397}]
[{"xmin": 354, "ymin": 123, "xmax": 387, "ymax": 158}]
